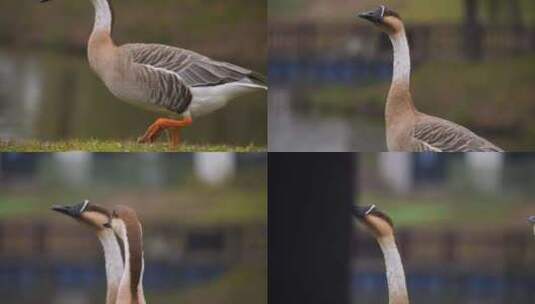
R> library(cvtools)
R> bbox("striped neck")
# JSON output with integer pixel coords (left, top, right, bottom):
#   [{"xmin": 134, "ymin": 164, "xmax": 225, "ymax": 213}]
[
  {"xmin": 377, "ymin": 236, "xmax": 410, "ymax": 304},
  {"xmin": 90, "ymin": 0, "xmax": 114, "ymax": 35},
  {"xmin": 388, "ymin": 29, "xmax": 411, "ymax": 91},
  {"xmin": 116, "ymin": 218, "xmax": 146, "ymax": 304},
  {"xmin": 97, "ymin": 229, "xmax": 124, "ymax": 304}
]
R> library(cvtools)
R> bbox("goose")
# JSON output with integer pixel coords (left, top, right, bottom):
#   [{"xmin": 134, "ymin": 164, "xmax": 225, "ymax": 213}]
[
  {"xmin": 52, "ymin": 200, "xmax": 124, "ymax": 304},
  {"xmin": 358, "ymin": 6, "xmax": 503, "ymax": 152},
  {"xmin": 352, "ymin": 204, "xmax": 410, "ymax": 304},
  {"xmin": 106, "ymin": 205, "xmax": 146, "ymax": 304},
  {"xmin": 40, "ymin": 0, "xmax": 267, "ymax": 147}
]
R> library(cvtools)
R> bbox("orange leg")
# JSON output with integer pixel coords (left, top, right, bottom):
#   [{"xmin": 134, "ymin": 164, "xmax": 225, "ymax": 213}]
[{"xmin": 138, "ymin": 117, "xmax": 193, "ymax": 147}]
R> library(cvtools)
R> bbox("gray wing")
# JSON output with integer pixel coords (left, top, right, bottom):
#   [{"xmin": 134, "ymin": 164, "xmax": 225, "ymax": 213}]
[
  {"xmin": 122, "ymin": 43, "xmax": 266, "ymax": 88},
  {"xmin": 133, "ymin": 63, "xmax": 192, "ymax": 114},
  {"xmin": 412, "ymin": 116, "xmax": 503, "ymax": 152}
]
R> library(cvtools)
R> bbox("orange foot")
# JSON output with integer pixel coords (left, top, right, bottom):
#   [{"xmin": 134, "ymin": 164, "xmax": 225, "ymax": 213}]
[{"xmin": 137, "ymin": 117, "xmax": 193, "ymax": 148}]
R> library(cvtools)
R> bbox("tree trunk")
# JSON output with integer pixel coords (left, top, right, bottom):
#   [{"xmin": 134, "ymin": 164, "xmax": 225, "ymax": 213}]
[
  {"xmin": 463, "ymin": 0, "xmax": 484, "ymax": 60},
  {"xmin": 269, "ymin": 153, "xmax": 356, "ymax": 304}
]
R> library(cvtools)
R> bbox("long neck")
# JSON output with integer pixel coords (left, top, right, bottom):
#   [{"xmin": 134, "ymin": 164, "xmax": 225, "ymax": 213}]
[
  {"xmin": 389, "ymin": 29, "xmax": 411, "ymax": 91},
  {"xmin": 90, "ymin": 0, "xmax": 114, "ymax": 36},
  {"xmin": 377, "ymin": 235, "xmax": 409, "ymax": 304},
  {"xmin": 385, "ymin": 29, "xmax": 416, "ymax": 123},
  {"xmin": 97, "ymin": 229, "xmax": 124, "ymax": 304},
  {"xmin": 117, "ymin": 221, "xmax": 146, "ymax": 304}
]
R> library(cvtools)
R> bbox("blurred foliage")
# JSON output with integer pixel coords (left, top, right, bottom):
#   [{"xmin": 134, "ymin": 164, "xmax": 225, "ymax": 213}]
[
  {"xmin": 306, "ymin": 55, "xmax": 535, "ymax": 150},
  {"xmin": 0, "ymin": 0, "xmax": 266, "ymax": 68},
  {"xmin": 360, "ymin": 192, "xmax": 533, "ymax": 229},
  {"xmin": 0, "ymin": 154, "xmax": 267, "ymax": 225},
  {"xmin": 270, "ymin": 0, "xmax": 535, "ymax": 25},
  {"xmin": 0, "ymin": 185, "xmax": 266, "ymax": 225},
  {"xmin": 358, "ymin": 153, "xmax": 535, "ymax": 229},
  {"xmin": 0, "ymin": 139, "xmax": 265, "ymax": 152}
]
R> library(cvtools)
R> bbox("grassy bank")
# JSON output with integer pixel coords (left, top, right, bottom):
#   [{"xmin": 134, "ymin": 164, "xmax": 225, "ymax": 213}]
[
  {"xmin": 0, "ymin": 139, "xmax": 265, "ymax": 152},
  {"xmin": 361, "ymin": 192, "xmax": 535, "ymax": 229}
]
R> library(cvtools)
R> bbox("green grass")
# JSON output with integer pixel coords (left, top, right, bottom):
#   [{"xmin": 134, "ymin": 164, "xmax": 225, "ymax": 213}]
[
  {"xmin": 0, "ymin": 180, "xmax": 267, "ymax": 225},
  {"xmin": 0, "ymin": 139, "xmax": 265, "ymax": 152},
  {"xmin": 360, "ymin": 192, "xmax": 533, "ymax": 229}
]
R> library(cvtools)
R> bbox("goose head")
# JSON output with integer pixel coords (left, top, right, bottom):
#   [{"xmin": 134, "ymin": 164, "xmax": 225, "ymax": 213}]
[
  {"xmin": 106, "ymin": 205, "xmax": 142, "ymax": 242},
  {"xmin": 52, "ymin": 200, "xmax": 112, "ymax": 230},
  {"xmin": 358, "ymin": 5, "xmax": 404, "ymax": 35},
  {"xmin": 352, "ymin": 204, "xmax": 394, "ymax": 238}
]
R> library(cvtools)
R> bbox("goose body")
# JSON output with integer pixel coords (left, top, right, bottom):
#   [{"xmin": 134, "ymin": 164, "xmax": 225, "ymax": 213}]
[
  {"xmin": 42, "ymin": 0, "xmax": 267, "ymax": 147},
  {"xmin": 359, "ymin": 6, "xmax": 503, "ymax": 152},
  {"xmin": 353, "ymin": 204, "xmax": 409, "ymax": 304}
]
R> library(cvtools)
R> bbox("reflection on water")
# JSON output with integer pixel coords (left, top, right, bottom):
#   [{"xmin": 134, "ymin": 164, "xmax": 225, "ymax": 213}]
[
  {"xmin": 0, "ymin": 261, "xmax": 225, "ymax": 304},
  {"xmin": 0, "ymin": 49, "xmax": 266, "ymax": 145},
  {"xmin": 269, "ymin": 87, "xmax": 386, "ymax": 152}
]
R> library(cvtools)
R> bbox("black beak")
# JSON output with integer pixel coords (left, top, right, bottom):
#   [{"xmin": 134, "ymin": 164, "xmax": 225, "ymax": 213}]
[
  {"xmin": 358, "ymin": 6, "xmax": 385, "ymax": 24},
  {"xmin": 40, "ymin": 0, "xmax": 51, "ymax": 3},
  {"xmin": 52, "ymin": 201, "xmax": 89, "ymax": 218},
  {"xmin": 529, "ymin": 216, "xmax": 535, "ymax": 224},
  {"xmin": 352, "ymin": 204, "xmax": 376, "ymax": 219}
]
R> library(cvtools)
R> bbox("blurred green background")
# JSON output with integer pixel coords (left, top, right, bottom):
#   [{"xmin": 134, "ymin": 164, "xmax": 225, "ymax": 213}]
[
  {"xmin": 0, "ymin": 0, "xmax": 266, "ymax": 146},
  {"xmin": 0, "ymin": 152, "xmax": 267, "ymax": 304},
  {"xmin": 269, "ymin": 0, "xmax": 535, "ymax": 151},
  {"xmin": 353, "ymin": 153, "xmax": 535, "ymax": 304}
]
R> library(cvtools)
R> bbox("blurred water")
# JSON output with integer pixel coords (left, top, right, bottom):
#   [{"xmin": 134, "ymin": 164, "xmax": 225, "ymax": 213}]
[
  {"xmin": 268, "ymin": 87, "xmax": 386, "ymax": 152},
  {"xmin": 352, "ymin": 272, "xmax": 535, "ymax": 304},
  {"xmin": 0, "ymin": 48, "xmax": 267, "ymax": 145},
  {"xmin": 0, "ymin": 261, "xmax": 226, "ymax": 304}
]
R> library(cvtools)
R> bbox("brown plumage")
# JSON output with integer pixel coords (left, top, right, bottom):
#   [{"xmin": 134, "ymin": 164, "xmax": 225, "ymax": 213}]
[{"xmin": 113, "ymin": 206, "xmax": 143, "ymax": 303}]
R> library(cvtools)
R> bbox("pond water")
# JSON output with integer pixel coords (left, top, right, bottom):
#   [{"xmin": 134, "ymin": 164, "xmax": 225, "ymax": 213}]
[
  {"xmin": 269, "ymin": 87, "xmax": 386, "ymax": 152},
  {"xmin": 0, "ymin": 261, "xmax": 227, "ymax": 304},
  {"xmin": 0, "ymin": 48, "xmax": 267, "ymax": 146},
  {"xmin": 269, "ymin": 85, "xmax": 514, "ymax": 152},
  {"xmin": 352, "ymin": 272, "xmax": 535, "ymax": 304}
]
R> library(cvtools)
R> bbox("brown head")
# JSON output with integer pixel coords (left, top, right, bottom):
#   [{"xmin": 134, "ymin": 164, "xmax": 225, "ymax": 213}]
[
  {"xmin": 352, "ymin": 204, "xmax": 394, "ymax": 238},
  {"xmin": 358, "ymin": 5, "xmax": 404, "ymax": 35},
  {"xmin": 52, "ymin": 200, "xmax": 112, "ymax": 230}
]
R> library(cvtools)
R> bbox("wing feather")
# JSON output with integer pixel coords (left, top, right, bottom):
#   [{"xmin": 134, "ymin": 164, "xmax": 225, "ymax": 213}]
[
  {"xmin": 121, "ymin": 43, "xmax": 266, "ymax": 88},
  {"xmin": 412, "ymin": 116, "xmax": 503, "ymax": 152},
  {"xmin": 133, "ymin": 62, "xmax": 192, "ymax": 114}
]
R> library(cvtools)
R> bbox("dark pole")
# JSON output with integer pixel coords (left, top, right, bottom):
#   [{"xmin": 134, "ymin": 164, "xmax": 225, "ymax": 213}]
[
  {"xmin": 268, "ymin": 153, "xmax": 357, "ymax": 304},
  {"xmin": 463, "ymin": 0, "xmax": 483, "ymax": 60}
]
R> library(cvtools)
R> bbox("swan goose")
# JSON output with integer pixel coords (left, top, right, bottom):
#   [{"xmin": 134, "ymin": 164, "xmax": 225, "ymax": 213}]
[
  {"xmin": 353, "ymin": 204, "xmax": 410, "ymax": 304},
  {"xmin": 52, "ymin": 201, "xmax": 124, "ymax": 304},
  {"xmin": 40, "ymin": 0, "xmax": 267, "ymax": 147},
  {"xmin": 358, "ymin": 6, "xmax": 503, "ymax": 152}
]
